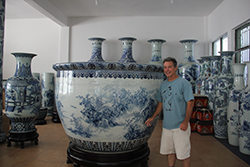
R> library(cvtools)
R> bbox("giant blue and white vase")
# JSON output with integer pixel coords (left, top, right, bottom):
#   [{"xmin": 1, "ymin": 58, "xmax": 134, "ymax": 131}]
[
  {"xmin": 0, "ymin": 0, "xmax": 5, "ymax": 144},
  {"xmin": 239, "ymin": 61, "xmax": 250, "ymax": 155},
  {"xmin": 147, "ymin": 39, "xmax": 166, "ymax": 65},
  {"xmin": 213, "ymin": 51, "xmax": 234, "ymax": 139},
  {"xmin": 118, "ymin": 37, "xmax": 137, "ymax": 63},
  {"xmin": 178, "ymin": 39, "xmax": 199, "ymax": 93},
  {"xmin": 88, "ymin": 37, "xmax": 106, "ymax": 62},
  {"xmin": 195, "ymin": 56, "xmax": 211, "ymax": 95},
  {"xmin": 5, "ymin": 53, "xmax": 41, "ymax": 134},
  {"xmin": 41, "ymin": 73, "xmax": 54, "ymax": 116},
  {"xmin": 205, "ymin": 56, "xmax": 221, "ymax": 110},
  {"xmin": 227, "ymin": 63, "xmax": 245, "ymax": 146}
]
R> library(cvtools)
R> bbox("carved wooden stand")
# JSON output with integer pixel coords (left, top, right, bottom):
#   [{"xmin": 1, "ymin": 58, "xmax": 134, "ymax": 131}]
[{"xmin": 67, "ymin": 142, "xmax": 150, "ymax": 167}]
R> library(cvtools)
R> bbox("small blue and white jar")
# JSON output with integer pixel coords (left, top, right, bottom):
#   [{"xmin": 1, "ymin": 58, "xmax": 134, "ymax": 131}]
[
  {"xmin": 239, "ymin": 61, "xmax": 250, "ymax": 155},
  {"xmin": 227, "ymin": 63, "xmax": 245, "ymax": 146},
  {"xmin": 41, "ymin": 73, "xmax": 55, "ymax": 116},
  {"xmin": 88, "ymin": 37, "xmax": 106, "ymax": 62},
  {"xmin": 213, "ymin": 51, "xmax": 234, "ymax": 139},
  {"xmin": 178, "ymin": 39, "xmax": 199, "ymax": 93}
]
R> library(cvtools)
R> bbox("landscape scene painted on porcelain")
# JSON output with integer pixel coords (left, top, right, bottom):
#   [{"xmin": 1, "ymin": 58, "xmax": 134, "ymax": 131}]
[{"xmin": 56, "ymin": 80, "xmax": 159, "ymax": 142}]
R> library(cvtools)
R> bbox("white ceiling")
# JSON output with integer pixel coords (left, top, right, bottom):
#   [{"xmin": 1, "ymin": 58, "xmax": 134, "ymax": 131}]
[{"xmin": 6, "ymin": 0, "xmax": 224, "ymax": 20}]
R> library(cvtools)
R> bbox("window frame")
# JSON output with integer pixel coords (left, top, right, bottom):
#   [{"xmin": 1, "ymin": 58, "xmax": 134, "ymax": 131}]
[{"xmin": 212, "ymin": 33, "xmax": 228, "ymax": 55}]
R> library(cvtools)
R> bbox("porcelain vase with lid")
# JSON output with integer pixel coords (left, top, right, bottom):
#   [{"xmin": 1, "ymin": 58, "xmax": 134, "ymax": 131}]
[
  {"xmin": 213, "ymin": 51, "xmax": 234, "ymax": 139},
  {"xmin": 227, "ymin": 63, "xmax": 245, "ymax": 146},
  {"xmin": 239, "ymin": 61, "xmax": 250, "ymax": 155},
  {"xmin": 178, "ymin": 39, "xmax": 199, "ymax": 93},
  {"xmin": 147, "ymin": 39, "xmax": 166, "ymax": 65}
]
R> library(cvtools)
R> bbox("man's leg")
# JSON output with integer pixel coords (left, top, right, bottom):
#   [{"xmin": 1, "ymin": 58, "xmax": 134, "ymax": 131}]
[
  {"xmin": 167, "ymin": 153, "xmax": 176, "ymax": 167},
  {"xmin": 182, "ymin": 157, "xmax": 190, "ymax": 167}
]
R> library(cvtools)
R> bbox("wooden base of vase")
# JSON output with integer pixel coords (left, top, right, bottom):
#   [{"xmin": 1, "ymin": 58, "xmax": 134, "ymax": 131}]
[
  {"xmin": 67, "ymin": 142, "xmax": 150, "ymax": 167},
  {"xmin": 35, "ymin": 119, "xmax": 47, "ymax": 125},
  {"xmin": 52, "ymin": 110, "xmax": 61, "ymax": 123},
  {"xmin": 7, "ymin": 131, "xmax": 39, "ymax": 149}
]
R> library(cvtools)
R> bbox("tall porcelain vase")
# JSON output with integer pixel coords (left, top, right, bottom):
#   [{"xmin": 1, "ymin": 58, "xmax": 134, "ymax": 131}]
[
  {"xmin": 205, "ymin": 56, "xmax": 221, "ymax": 110},
  {"xmin": 5, "ymin": 53, "xmax": 41, "ymax": 148},
  {"xmin": 118, "ymin": 37, "xmax": 137, "ymax": 63},
  {"xmin": 41, "ymin": 73, "xmax": 55, "ymax": 116},
  {"xmin": 227, "ymin": 63, "xmax": 246, "ymax": 146},
  {"xmin": 147, "ymin": 39, "xmax": 166, "ymax": 65},
  {"xmin": 195, "ymin": 56, "xmax": 211, "ymax": 95},
  {"xmin": 213, "ymin": 51, "xmax": 234, "ymax": 139},
  {"xmin": 239, "ymin": 61, "xmax": 250, "ymax": 155},
  {"xmin": 178, "ymin": 39, "xmax": 199, "ymax": 93}
]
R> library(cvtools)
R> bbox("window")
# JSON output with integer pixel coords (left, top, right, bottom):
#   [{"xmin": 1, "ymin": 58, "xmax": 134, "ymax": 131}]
[
  {"xmin": 235, "ymin": 20, "xmax": 250, "ymax": 86},
  {"xmin": 212, "ymin": 34, "xmax": 228, "ymax": 55},
  {"xmin": 235, "ymin": 22, "xmax": 250, "ymax": 63}
]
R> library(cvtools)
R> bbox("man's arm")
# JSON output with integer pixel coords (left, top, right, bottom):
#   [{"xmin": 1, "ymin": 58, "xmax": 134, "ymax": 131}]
[
  {"xmin": 179, "ymin": 100, "xmax": 194, "ymax": 131},
  {"xmin": 145, "ymin": 102, "xmax": 163, "ymax": 127}
]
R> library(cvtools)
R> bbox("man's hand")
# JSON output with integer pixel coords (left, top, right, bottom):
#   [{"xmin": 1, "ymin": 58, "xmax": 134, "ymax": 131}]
[
  {"xmin": 179, "ymin": 121, "xmax": 188, "ymax": 131},
  {"xmin": 145, "ymin": 117, "xmax": 155, "ymax": 127}
]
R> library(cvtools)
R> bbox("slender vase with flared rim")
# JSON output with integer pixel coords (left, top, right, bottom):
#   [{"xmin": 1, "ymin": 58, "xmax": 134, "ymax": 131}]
[
  {"xmin": 213, "ymin": 51, "xmax": 234, "ymax": 139},
  {"xmin": 227, "ymin": 63, "xmax": 246, "ymax": 146},
  {"xmin": 205, "ymin": 56, "xmax": 221, "ymax": 110},
  {"xmin": 88, "ymin": 37, "xmax": 106, "ymax": 62},
  {"xmin": 239, "ymin": 61, "xmax": 250, "ymax": 155},
  {"xmin": 147, "ymin": 39, "xmax": 166, "ymax": 65},
  {"xmin": 118, "ymin": 37, "xmax": 137, "ymax": 63},
  {"xmin": 195, "ymin": 59, "xmax": 204, "ymax": 95},
  {"xmin": 178, "ymin": 39, "xmax": 199, "ymax": 93},
  {"xmin": 5, "ymin": 52, "xmax": 41, "ymax": 148}
]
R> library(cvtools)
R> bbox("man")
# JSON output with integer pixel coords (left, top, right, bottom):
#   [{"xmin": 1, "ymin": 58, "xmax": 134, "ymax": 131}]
[{"xmin": 145, "ymin": 57, "xmax": 194, "ymax": 167}]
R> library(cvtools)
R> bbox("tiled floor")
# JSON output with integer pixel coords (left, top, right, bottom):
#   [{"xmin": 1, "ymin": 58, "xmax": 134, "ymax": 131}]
[{"xmin": 0, "ymin": 117, "xmax": 249, "ymax": 167}]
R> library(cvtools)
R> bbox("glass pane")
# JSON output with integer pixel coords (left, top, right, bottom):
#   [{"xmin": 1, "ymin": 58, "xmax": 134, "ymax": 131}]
[
  {"xmin": 222, "ymin": 36, "xmax": 228, "ymax": 51},
  {"xmin": 240, "ymin": 48, "xmax": 250, "ymax": 86},
  {"xmin": 240, "ymin": 26, "xmax": 250, "ymax": 48},
  {"xmin": 213, "ymin": 40, "xmax": 221, "ymax": 55}
]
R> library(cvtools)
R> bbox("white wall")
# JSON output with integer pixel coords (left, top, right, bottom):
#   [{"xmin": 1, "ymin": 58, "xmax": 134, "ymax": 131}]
[
  {"xmin": 207, "ymin": 0, "xmax": 250, "ymax": 53},
  {"xmin": 3, "ymin": 18, "xmax": 61, "ymax": 79},
  {"xmin": 70, "ymin": 16, "xmax": 206, "ymax": 64}
]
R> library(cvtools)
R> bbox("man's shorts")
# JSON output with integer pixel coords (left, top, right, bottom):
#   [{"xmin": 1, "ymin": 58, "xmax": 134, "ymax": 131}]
[{"xmin": 160, "ymin": 123, "xmax": 191, "ymax": 160}]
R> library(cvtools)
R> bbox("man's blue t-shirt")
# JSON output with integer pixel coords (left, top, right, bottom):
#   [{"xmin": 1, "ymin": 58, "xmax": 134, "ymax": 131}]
[{"xmin": 157, "ymin": 77, "xmax": 194, "ymax": 129}]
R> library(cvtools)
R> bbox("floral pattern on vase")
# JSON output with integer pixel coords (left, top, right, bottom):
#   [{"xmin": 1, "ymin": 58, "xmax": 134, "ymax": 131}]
[
  {"xmin": 147, "ymin": 39, "xmax": 166, "ymax": 65},
  {"xmin": 41, "ymin": 73, "xmax": 54, "ymax": 116},
  {"xmin": 205, "ymin": 56, "xmax": 221, "ymax": 110},
  {"xmin": 213, "ymin": 51, "xmax": 234, "ymax": 139},
  {"xmin": 227, "ymin": 63, "xmax": 246, "ymax": 146},
  {"xmin": 5, "ymin": 53, "xmax": 41, "ymax": 133},
  {"xmin": 88, "ymin": 37, "xmax": 106, "ymax": 62},
  {"xmin": 178, "ymin": 39, "xmax": 199, "ymax": 93},
  {"xmin": 239, "ymin": 61, "xmax": 250, "ymax": 155},
  {"xmin": 118, "ymin": 37, "xmax": 137, "ymax": 63}
]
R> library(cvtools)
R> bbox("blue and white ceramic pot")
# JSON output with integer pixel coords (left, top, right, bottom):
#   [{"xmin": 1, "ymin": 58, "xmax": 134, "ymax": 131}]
[
  {"xmin": 227, "ymin": 63, "xmax": 245, "ymax": 146},
  {"xmin": 239, "ymin": 61, "xmax": 250, "ymax": 155},
  {"xmin": 213, "ymin": 51, "xmax": 234, "ymax": 139},
  {"xmin": 32, "ymin": 73, "xmax": 40, "ymax": 81},
  {"xmin": 118, "ymin": 37, "xmax": 137, "ymax": 63},
  {"xmin": 5, "ymin": 53, "xmax": 41, "ymax": 133},
  {"xmin": 178, "ymin": 39, "xmax": 199, "ymax": 93},
  {"xmin": 41, "ymin": 73, "xmax": 54, "ymax": 116},
  {"xmin": 195, "ymin": 56, "xmax": 211, "ymax": 95},
  {"xmin": 205, "ymin": 56, "xmax": 221, "ymax": 110},
  {"xmin": 88, "ymin": 37, "xmax": 106, "ymax": 62},
  {"xmin": 53, "ymin": 61, "xmax": 163, "ymax": 153},
  {"xmin": 147, "ymin": 39, "xmax": 166, "ymax": 65}
]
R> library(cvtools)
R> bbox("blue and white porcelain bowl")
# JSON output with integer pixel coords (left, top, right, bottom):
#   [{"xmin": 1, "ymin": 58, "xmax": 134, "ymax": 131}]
[{"xmin": 53, "ymin": 62, "xmax": 163, "ymax": 153}]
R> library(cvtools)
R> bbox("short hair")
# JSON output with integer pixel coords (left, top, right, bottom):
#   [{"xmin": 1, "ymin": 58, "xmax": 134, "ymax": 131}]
[{"xmin": 163, "ymin": 57, "xmax": 178, "ymax": 67}]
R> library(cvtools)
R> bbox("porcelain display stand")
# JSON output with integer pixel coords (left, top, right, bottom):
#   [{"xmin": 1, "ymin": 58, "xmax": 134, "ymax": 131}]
[
  {"xmin": 67, "ymin": 142, "xmax": 149, "ymax": 167},
  {"xmin": 7, "ymin": 131, "xmax": 39, "ymax": 149},
  {"xmin": 52, "ymin": 110, "xmax": 61, "ymax": 123}
]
